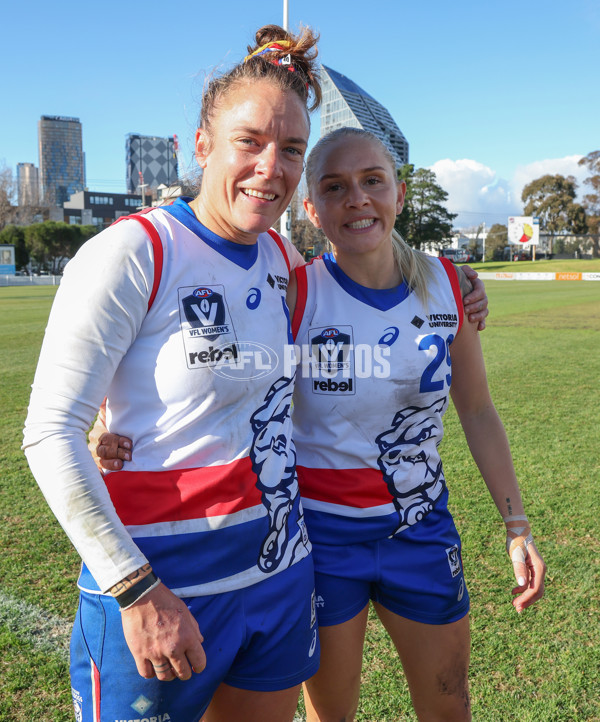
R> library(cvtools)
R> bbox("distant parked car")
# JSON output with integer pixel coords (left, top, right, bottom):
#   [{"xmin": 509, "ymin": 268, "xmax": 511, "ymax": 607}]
[{"xmin": 440, "ymin": 248, "xmax": 471, "ymax": 263}]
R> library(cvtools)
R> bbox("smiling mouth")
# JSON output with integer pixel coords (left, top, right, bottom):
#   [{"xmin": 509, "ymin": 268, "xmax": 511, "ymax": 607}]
[
  {"xmin": 346, "ymin": 218, "xmax": 376, "ymax": 230},
  {"xmin": 242, "ymin": 189, "xmax": 277, "ymax": 201}
]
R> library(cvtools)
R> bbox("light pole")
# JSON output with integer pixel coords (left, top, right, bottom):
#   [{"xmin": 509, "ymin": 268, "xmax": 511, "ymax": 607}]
[
  {"xmin": 279, "ymin": 0, "xmax": 293, "ymax": 243},
  {"xmin": 481, "ymin": 221, "xmax": 486, "ymax": 262}
]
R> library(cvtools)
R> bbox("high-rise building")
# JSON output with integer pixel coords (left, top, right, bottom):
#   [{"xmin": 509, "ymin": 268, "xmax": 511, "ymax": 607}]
[
  {"xmin": 126, "ymin": 134, "xmax": 178, "ymax": 194},
  {"xmin": 16, "ymin": 162, "xmax": 40, "ymax": 207},
  {"xmin": 38, "ymin": 115, "xmax": 85, "ymax": 206},
  {"xmin": 320, "ymin": 65, "xmax": 409, "ymax": 168}
]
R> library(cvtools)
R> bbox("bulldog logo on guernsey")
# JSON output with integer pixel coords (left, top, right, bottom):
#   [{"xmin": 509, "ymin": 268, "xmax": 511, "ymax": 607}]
[{"xmin": 179, "ymin": 284, "xmax": 238, "ymax": 369}]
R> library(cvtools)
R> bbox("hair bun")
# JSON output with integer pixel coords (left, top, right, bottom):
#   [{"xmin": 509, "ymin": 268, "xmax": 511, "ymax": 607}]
[
  {"xmin": 252, "ymin": 24, "xmax": 290, "ymax": 51},
  {"xmin": 200, "ymin": 23, "xmax": 321, "ymax": 136}
]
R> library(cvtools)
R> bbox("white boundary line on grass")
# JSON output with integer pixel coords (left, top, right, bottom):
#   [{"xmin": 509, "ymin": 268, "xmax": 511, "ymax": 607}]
[
  {"xmin": 0, "ymin": 589, "xmax": 71, "ymax": 660},
  {"xmin": 0, "ymin": 590, "xmax": 308, "ymax": 719}
]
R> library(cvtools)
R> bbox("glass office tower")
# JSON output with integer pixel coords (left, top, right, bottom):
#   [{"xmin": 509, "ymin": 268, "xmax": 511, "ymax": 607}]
[
  {"xmin": 38, "ymin": 116, "xmax": 85, "ymax": 206},
  {"xmin": 320, "ymin": 65, "xmax": 409, "ymax": 168}
]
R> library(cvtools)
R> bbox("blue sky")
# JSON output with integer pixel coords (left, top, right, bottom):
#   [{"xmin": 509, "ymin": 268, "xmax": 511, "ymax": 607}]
[{"xmin": 2, "ymin": 0, "xmax": 598, "ymax": 228}]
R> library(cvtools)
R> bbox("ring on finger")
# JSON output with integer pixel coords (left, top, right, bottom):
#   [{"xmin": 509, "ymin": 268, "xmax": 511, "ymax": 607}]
[{"xmin": 152, "ymin": 661, "xmax": 171, "ymax": 671}]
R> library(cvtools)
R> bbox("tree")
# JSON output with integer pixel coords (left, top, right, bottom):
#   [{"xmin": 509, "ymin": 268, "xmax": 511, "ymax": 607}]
[
  {"xmin": 293, "ymin": 218, "xmax": 327, "ymax": 259},
  {"xmin": 24, "ymin": 222, "xmax": 96, "ymax": 273},
  {"xmin": 290, "ymin": 186, "xmax": 327, "ymax": 259},
  {"xmin": 0, "ymin": 163, "xmax": 16, "ymax": 231},
  {"xmin": 484, "ymin": 223, "xmax": 508, "ymax": 261},
  {"xmin": 521, "ymin": 174, "xmax": 588, "ymax": 254},
  {"xmin": 395, "ymin": 165, "xmax": 457, "ymax": 249},
  {"xmin": 0, "ymin": 224, "xmax": 28, "ymax": 269},
  {"xmin": 578, "ymin": 150, "xmax": 600, "ymax": 257}
]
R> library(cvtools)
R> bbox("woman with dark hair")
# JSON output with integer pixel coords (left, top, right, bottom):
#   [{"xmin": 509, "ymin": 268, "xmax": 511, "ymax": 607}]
[{"xmin": 24, "ymin": 25, "xmax": 325, "ymax": 722}]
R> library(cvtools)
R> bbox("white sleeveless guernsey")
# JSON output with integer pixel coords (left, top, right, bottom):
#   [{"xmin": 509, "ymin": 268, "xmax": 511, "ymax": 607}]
[
  {"xmin": 24, "ymin": 198, "xmax": 309, "ymax": 596},
  {"xmin": 290, "ymin": 253, "xmax": 463, "ymax": 546}
]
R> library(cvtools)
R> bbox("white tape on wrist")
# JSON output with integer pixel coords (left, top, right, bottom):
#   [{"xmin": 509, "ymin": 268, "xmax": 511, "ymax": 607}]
[{"xmin": 503, "ymin": 515, "xmax": 533, "ymax": 564}]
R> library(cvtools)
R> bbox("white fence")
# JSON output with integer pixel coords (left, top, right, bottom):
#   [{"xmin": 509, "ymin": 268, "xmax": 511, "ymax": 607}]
[{"xmin": 0, "ymin": 275, "xmax": 61, "ymax": 287}]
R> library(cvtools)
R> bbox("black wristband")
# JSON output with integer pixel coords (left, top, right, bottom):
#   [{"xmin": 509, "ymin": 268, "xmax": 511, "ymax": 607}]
[{"xmin": 113, "ymin": 571, "xmax": 159, "ymax": 609}]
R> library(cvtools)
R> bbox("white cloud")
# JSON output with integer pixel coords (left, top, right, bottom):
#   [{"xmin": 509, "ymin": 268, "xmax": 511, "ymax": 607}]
[
  {"xmin": 429, "ymin": 155, "xmax": 587, "ymax": 230},
  {"xmin": 511, "ymin": 155, "xmax": 586, "ymax": 203},
  {"xmin": 430, "ymin": 158, "xmax": 517, "ymax": 229}
]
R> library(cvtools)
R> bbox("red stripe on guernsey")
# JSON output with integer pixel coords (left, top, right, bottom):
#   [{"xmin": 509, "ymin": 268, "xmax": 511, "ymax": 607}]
[
  {"xmin": 291, "ymin": 265, "xmax": 308, "ymax": 340},
  {"xmin": 297, "ymin": 465, "xmax": 393, "ymax": 507},
  {"xmin": 439, "ymin": 257, "xmax": 464, "ymax": 332},
  {"xmin": 267, "ymin": 228, "xmax": 291, "ymax": 273},
  {"xmin": 113, "ymin": 212, "xmax": 163, "ymax": 311},
  {"xmin": 91, "ymin": 659, "xmax": 101, "ymax": 721},
  {"xmin": 104, "ymin": 457, "xmax": 261, "ymax": 525}
]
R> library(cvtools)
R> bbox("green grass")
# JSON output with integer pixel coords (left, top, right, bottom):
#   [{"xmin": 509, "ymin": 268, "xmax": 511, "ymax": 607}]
[
  {"xmin": 465, "ymin": 258, "xmax": 600, "ymax": 274},
  {"xmin": 2, "ymin": 279, "xmax": 600, "ymax": 721}
]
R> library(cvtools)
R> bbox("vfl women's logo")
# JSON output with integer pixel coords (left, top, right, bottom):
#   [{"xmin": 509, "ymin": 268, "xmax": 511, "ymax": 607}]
[
  {"xmin": 179, "ymin": 284, "xmax": 238, "ymax": 369},
  {"xmin": 249, "ymin": 375, "xmax": 307, "ymax": 573},
  {"xmin": 309, "ymin": 324, "xmax": 355, "ymax": 394},
  {"xmin": 311, "ymin": 327, "xmax": 351, "ymax": 371},
  {"xmin": 182, "ymin": 287, "xmax": 228, "ymax": 340},
  {"xmin": 375, "ymin": 396, "xmax": 448, "ymax": 535}
]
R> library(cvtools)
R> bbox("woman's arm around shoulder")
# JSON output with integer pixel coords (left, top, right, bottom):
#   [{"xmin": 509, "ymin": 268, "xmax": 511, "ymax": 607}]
[{"xmin": 457, "ymin": 264, "xmax": 489, "ymax": 330}]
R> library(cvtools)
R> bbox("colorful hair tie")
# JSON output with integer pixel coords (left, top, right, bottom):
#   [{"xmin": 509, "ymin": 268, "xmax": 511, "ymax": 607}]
[
  {"xmin": 243, "ymin": 39, "xmax": 309, "ymax": 92},
  {"xmin": 243, "ymin": 40, "xmax": 292, "ymax": 63}
]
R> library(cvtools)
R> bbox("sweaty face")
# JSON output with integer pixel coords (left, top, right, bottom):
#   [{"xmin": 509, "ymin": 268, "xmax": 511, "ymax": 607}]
[
  {"xmin": 195, "ymin": 80, "xmax": 309, "ymax": 244},
  {"xmin": 305, "ymin": 136, "xmax": 405, "ymax": 258}
]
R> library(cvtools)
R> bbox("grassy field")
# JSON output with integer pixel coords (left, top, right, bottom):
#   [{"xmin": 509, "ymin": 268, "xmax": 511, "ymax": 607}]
[
  {"xmin": 465, "ymin": 258, "xmax": 600, "ymax": 274},
  {"xmin": 1, "ymin": 274, "xmax": 599, "ymax": 721}
]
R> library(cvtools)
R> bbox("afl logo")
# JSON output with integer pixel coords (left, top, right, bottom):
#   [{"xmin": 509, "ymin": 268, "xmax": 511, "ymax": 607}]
[
  {"xmin": 210, "ymin": 341, "xmax": 279, "ymax": 380},
  {"xmin": 193, "ymin": 287, "xmax": 213, "ymax": 299},
  {"xmin": 322, "ymin": 327, "xmax": 339, "ymax": 339}
]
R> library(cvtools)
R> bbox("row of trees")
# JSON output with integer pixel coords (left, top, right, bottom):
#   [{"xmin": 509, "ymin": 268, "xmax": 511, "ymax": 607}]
[
  {"xmin": 481, "ymin": 151, "xmax": 600, "ymax": 261},
  {"xmin": 0, "ymin": 222, "xmax": 97, "ymax": 274}
]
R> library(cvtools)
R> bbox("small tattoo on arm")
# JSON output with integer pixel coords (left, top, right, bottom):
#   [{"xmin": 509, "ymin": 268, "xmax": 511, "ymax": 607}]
[{"xmin": 109, "ymin": 563, "xmax": 152, "ymax": 596}]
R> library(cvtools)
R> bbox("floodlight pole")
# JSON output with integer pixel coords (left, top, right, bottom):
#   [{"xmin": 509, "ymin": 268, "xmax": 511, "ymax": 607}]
[{"xmin": 279, "ymin": 0, "xmax": 293, "ymax": 243}]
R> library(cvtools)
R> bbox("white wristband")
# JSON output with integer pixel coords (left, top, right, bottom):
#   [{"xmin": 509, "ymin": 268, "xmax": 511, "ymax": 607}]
[{"xmin": 503, "ymin": 515, "xmax": 533, "ymax": 564}]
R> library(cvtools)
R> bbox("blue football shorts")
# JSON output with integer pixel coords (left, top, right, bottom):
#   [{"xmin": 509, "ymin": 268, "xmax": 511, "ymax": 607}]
[
  {"xmin": 69, "ymin": 554, "xmax": 319, "ymax": 722},
  {"xmin": 311, "ymin": 503, "xmax": 470, "ymax": 627}
]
